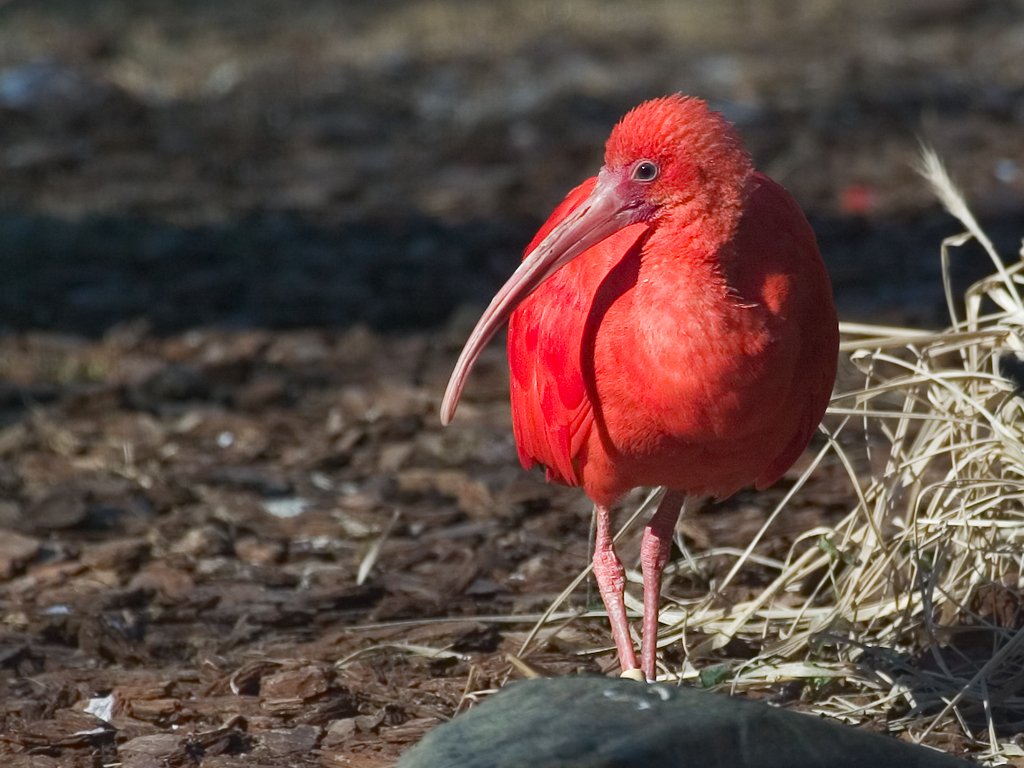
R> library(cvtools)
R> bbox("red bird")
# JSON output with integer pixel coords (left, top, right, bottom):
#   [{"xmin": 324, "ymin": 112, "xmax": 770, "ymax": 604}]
[{"xmin": 441, "ymin": 95, "xmax": 838, "ymax": 681}]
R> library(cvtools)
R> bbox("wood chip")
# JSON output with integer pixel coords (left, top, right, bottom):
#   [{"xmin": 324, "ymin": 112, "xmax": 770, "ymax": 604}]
[
  {"xmin": 125, "ymin": 697, "xmax": 181, "ymax": 722},
  {"xmin": 120, "ymin": 732, "xmax": 185, "ymax": 759},
  {"xmin": 322, "ymin": 717, "xmax": 357, "ymax": 747},
  {"xmin": 80, "ymin": 537, "xmax": 150, "ymax": 571},
  {"xmin": 0, "ymin": 529, "xmax": 41, "ymax": 578},
  {"xmin": 257, "ymin": 724, "xmax": 321, "ymax": 755},
  {"xmin": 260, "ymin": 665, "xmax": 331, "ymax": 714},
  {"xmin": 128, "ymin": 562, "xmax": 195, "ymax": 602}
]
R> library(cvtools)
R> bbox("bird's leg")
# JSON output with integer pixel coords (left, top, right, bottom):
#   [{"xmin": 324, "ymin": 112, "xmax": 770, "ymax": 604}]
[
  {"xmin": 640, "ymin": 490, "xmax": 686, "ymax": 681},
  {"xmin": 592, "ymin": 504, "xmax": 639, "ymax": 676}
]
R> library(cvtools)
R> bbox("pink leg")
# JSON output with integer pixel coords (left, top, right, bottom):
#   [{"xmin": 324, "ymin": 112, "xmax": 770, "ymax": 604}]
[
  {"xmin": 640, "ymin": 491, "xmax": 685, "ymax": 681},
  {"xmin": 592, "ymin": 504, "xmax": 638, "ymax": 675}
]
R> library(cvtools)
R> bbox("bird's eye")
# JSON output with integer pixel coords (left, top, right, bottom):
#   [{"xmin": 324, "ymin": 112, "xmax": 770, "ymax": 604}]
[{"xmin": 632, "ymin": 160, "xmax": 659, "ymax": 182}]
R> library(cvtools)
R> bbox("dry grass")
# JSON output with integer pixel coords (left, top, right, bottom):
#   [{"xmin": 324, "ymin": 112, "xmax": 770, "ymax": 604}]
[{"xmin": 518, "ymin": 150, "xmax": 1024, "ymax": 761}]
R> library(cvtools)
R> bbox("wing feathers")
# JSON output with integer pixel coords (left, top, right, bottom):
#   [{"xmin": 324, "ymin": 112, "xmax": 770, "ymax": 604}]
[{"xmin": 507, "ymin": 179, "xmax": 599, "ymax": 486}]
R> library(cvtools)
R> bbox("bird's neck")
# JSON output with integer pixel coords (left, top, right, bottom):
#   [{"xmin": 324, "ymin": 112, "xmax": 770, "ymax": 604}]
[
  {"xmin": 647, "ymin": 190, "xmax": 747, "ymax": 278},
  {"xmin": 628, "ymin": 177, "xmax": 759, "ymax": 339},
  {"xmin": 652, "ymin": 154, "xmax": 752, "ymax": 258}
]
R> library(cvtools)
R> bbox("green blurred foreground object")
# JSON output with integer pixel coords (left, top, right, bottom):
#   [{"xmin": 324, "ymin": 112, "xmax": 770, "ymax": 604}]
[{"xmin": 399, "ymin": 677, "xmax": 972, "ymax": 768}]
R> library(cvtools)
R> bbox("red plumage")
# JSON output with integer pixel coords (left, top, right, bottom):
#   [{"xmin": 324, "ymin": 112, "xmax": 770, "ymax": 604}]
[
  {"xmin": 508, "ymin": 169, "xmax": 836, "ymax": 506},
  {"xmin": 442, "ymin": 95, "xmax": 838, "ymax": 679}
]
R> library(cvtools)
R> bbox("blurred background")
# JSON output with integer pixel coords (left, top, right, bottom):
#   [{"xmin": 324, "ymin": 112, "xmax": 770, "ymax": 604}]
[
  {"xmin": 2, "ymin": 2, "xmax": 1024, "ymax": 763},
  {"xmin": 2, "ymin": 0, "xmax": 1023, "ymax": 336}
]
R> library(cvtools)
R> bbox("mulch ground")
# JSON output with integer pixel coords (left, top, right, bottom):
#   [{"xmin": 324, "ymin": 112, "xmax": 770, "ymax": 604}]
[
  {"xmin": 0, "ymin": 325, "xmax": 853, "ymax": 766},
  {"xmin": 2, "ymin": 2, "xmax": 1023, "ymax": 765}
]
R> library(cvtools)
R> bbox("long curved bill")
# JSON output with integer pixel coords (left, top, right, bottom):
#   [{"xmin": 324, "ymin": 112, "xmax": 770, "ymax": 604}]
[{"xmin": 440, "ymin": 176, "xmax": 639, "ymax": 424}]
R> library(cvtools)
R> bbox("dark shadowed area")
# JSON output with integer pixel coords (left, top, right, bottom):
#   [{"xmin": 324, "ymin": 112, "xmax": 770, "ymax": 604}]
[{"xmin": 0, "ymin": 1, "xmax": 1022, "ymax": 764}]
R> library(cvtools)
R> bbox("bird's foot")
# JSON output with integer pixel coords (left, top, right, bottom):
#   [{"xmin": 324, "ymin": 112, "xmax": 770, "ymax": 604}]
[{"xmin": 619, "ymin": 668, "xmax": 646, "ymax": 682}]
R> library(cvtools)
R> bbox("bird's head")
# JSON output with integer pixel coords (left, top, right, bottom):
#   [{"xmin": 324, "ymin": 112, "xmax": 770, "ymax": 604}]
[
  {"xmin": 602, "ymin": 94, "xmax": 753, "ymax": 223},
  {"xmin": 440, "ymin": 95, "xmax": 753, "ymax": 424}
]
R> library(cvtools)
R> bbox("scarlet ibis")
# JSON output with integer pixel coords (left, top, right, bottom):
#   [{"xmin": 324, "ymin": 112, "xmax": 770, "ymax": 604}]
[{"xmin": 441, "ymin": 95, "xmax": 838, "ymax": 681}]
